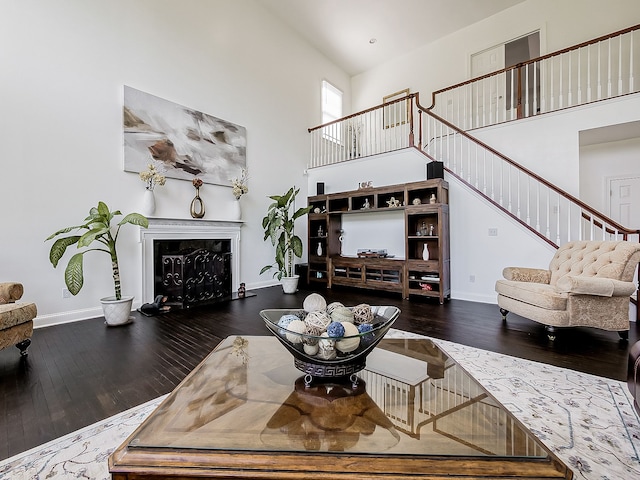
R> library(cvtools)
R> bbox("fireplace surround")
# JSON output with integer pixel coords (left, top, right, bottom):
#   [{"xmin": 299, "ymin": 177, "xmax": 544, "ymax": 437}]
[{"xmin": 140, "ymin": 218, "xmax": 241, "ymax": 306}]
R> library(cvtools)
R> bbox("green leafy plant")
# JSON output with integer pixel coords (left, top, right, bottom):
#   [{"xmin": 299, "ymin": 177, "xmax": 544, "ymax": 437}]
[
  {"xmin": 260, "ymin": 187, "xmax": 312, "ymax": 280},
  {"xmin": 46, "ymin": 201, "xmax": 149, "ymax": 300}
]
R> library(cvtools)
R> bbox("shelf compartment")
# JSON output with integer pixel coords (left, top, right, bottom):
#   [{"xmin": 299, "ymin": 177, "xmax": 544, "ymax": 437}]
[
  {"xmin": 351, "ymin": 194, "xmax": 374, "ymax": 211},
  {"xmin": 377, "ymin": 190, "xmax": 405, "ymax": 209},
  {"xmin": 328, "ymin": 197, "xmax": 349, "ymax": 212}
]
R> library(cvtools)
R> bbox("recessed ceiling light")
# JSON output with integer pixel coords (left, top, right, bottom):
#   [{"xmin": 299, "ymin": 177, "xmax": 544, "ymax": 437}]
[{"xmin": 369, "ymin": 38, "xmax": 377, "ymax": 44}]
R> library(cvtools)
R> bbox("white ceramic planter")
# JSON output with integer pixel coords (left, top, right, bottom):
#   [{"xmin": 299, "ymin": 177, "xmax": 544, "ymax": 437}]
[
  {"xmin": 281, "ymin": 275, "xmax": 299, "ymax": 294},
  {"xmin": 100, "ymin": 295, "xmax": 134, "ymax": 326}
]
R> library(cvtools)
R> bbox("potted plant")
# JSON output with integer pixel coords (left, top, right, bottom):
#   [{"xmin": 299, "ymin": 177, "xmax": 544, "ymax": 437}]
[
  {"xmin": 46, "ymin": 201, "xmax": 149, "ymax": 326},
  {"xmin": 260, "ymin": 186, "xmax": 312, "ymax": 293}
]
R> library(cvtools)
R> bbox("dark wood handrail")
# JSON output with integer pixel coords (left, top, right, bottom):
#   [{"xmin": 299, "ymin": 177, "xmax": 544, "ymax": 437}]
[
  {"xmin": 308, "ymin": 94, "xmax": 418, "ymax": 133},
  {"xmin": 427, "ymin": 23, "xmax": 640, "ymax": 110},
  {"xmin": 413, "ymin": 92, "xmax": 640, "ymax": 238}
]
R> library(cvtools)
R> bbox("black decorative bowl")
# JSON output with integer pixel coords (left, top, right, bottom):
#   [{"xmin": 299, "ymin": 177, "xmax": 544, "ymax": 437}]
[{"xmin": 260, "ymin": 306, "xmax": 399, "ymax": 379}]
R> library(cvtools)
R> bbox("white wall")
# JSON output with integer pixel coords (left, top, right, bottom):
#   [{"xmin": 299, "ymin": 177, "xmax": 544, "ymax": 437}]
[
  {"xmin": 0, "ymin": 0, "xmax": 350, "ymax": 326},
  {"xmin": 471, "ymin": 95, "xmax": 640, "ymax": 195},
  {"xmin": 351, "ymin": 0, "xmax": 640, "ymax": 113},
  {"xmin": 581, "ymin": 137, "xmax": 640, "ymax": 214}
]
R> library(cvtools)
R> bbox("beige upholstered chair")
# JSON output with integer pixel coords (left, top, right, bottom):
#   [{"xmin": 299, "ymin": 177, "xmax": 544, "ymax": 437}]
[
  {"xmin": 495, "ymin": 241, "xmax": 640, "ymax": 341},
  {"xmin": 0, "ymin": 282, "xmax": 36, "ymax": 356}
]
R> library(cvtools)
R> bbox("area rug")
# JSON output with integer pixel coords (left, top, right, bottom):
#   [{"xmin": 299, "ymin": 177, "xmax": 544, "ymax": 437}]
[{"xmin": 1, "ymin": 330, "xmax": 639, "ymax": 480}]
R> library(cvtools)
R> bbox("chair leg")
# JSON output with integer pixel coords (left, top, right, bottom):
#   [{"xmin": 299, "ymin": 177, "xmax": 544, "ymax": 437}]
[
  {"xmin": 545, "ymin": 325, "xmax": 556, "ymax": 341},
  {"xmin": 499, "ymin": 308, "xmax": 509, "ymax": 321},
  {"xmin": 619, "ymin": 330, "xmax": 629, "ymax": 341},
  {"xmin": 15, "ymin": 339, "xmax": 31, "ymax": 356}
]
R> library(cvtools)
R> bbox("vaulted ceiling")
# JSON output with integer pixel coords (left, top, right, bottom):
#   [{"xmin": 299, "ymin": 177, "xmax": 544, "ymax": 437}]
[{"xmin": 257, "ymin": 0, "xmax": 526, "ymax": 76}]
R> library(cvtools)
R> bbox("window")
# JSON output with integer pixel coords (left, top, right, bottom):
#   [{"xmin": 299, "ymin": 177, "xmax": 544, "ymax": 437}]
[{"xmin": 322, "ymin": 80, "xmax": 342, "ymax": 142}]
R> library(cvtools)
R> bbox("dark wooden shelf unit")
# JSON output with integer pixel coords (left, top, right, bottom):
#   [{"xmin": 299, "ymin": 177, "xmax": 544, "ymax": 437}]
[{"xmin": 308, "ymin": 179, "xmax": 450, "ymax": 302}]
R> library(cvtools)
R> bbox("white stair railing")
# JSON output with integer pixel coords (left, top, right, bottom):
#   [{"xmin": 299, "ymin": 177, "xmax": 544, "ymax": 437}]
[
  {"xmin": 430, "ymin": 24, "xmax": 639, "ymax": 129},
  {"xmin": 308, "ymin": 95, "xmax": 414, "ymax": 169},
  {"xmin": 418, "ymin": 103, "xmax": 640, "ymax": 245}
]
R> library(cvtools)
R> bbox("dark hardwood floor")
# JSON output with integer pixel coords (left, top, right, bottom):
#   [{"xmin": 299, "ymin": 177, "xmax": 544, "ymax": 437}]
[{"xmin": 1, "ymin": 285, "xmax": 638, "ymax": 461}]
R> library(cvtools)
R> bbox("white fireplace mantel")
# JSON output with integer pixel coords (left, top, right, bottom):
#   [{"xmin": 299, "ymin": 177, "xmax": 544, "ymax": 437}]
[{"xmin": 140, "ymin": 217, "xmax": 242, "ymax": 304}]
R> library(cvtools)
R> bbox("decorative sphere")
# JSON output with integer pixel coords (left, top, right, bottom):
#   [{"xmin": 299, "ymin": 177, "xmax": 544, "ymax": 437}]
[
  {"xmin": 326, "ymin": 322, "xmax": 345, "ymax": 338},
  {"xmin": 358, "ymin": 323, "xmax": 375, "ymax": 345},
  {"xmin": 326, "ymin": 301, "xmax": 344, "ymax": 315},
  {"xmin": 285, "ymin": 319, "xmax": 306, "ymax": 344},
  {"xmin": 304, "ymin": 310, "xmax": 331, "ymax": 331},
  {"xmin": 335, "ymin": 322, "xmax": 360, "ymax": 353},
  {"xmin": 277, "ymin": 314, "xmax": 299, "ymax": 335},
  {"xmin": 357, "ymin": 323, "xmax": 373, "ymax": 334},
  {"xmin": 352, "ymin": 304, "xmax": 374, "ymax": 324},
  {"xmin": 303, "ymin": 293, "xmax": 327, "ymax": 312},
  {"xmin": 318, "ymin": 332, "xmax": 336, "ymax": 359},
  {"xmin": 303, "ymin": 343, "xmax": 319, "ymax": 355},
  {"xmin": 303, "ymin": 325, "xmax": 322, "ymax": 346},
  {"xmin": 330, "ymin": 306, "xmax": 354, "ymax": 324}
]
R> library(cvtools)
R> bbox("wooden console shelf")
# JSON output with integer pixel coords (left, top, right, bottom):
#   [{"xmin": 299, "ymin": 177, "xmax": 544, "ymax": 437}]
[{"xmin": 308, "ymin": 179, "xmax": 450, "ymax": 303}]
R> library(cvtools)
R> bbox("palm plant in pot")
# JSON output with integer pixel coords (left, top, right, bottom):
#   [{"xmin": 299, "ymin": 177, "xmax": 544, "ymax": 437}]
[
  {"xmin": 260, "ymin": 186, "xmax": 312, "ymax": 293},
  {"xmin": 46, "ymin": 201, "xmax": 149, "ymax": 326}
]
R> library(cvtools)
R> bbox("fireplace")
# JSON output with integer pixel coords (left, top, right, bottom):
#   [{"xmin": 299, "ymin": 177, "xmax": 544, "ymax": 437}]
[
  {"xmin": 140, "ymin": 218, "xmax": 241, "ymax": 306},
  {"xmin": 156, "ymin": 239, "xmax": 231, "ymax": 308}
]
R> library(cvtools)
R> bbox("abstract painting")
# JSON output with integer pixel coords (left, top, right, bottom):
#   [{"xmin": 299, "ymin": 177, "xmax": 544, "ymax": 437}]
[{"xmin": 123, "ymin": 86, "xmax": 246, "ymax": 185}]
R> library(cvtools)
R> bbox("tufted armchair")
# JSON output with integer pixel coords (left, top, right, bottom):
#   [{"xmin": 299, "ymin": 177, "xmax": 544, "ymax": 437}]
[
  {"xmin": 495, "ymin": 241, "xmax": 640, "ymax": 341},
  {"xmin": 0, "ymin": 282, "xmax": 36, "ymax": 356}
]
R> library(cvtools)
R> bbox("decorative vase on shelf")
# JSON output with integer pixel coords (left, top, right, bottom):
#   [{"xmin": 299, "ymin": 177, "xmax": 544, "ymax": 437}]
[
  {"xmin": 230, "ymin": 198, "xmax": 242, "ymax": 220},
  {"xmin": 141, "ymin": 189, "xmax": 156, "ymax": 217},
  {"xmin": 317, "ymin": 242, "xmax": 323, "ymax": 256},
  {"xmin": 190, "ymin": 187, "xmax": 205, "ymax": 219},
  {"xmin": 422, "ymin": 243, "xmax": 430, "ymax": 261}
]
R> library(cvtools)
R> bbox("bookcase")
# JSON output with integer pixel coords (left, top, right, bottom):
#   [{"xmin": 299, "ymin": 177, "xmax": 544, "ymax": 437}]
[{"xmin": 307, "ymin": 179, "xmax": 450, "ymax": 303}]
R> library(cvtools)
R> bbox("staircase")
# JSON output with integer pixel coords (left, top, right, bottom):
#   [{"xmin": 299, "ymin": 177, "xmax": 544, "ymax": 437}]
[{"xmin": 308, "ymin": 24, "xmax": 640, "ymax": 247}]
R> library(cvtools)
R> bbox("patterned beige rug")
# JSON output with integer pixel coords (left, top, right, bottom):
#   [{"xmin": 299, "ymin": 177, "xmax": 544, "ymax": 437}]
[{"xmin": 1, "ymin": 329, "xmax": 639, "ymax": 480}]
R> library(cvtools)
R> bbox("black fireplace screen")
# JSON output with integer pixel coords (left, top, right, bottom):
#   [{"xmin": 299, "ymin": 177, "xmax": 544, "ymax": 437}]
[{"xmin": 154, "ymin": 240, "xmax": 231, "ymax": 308}]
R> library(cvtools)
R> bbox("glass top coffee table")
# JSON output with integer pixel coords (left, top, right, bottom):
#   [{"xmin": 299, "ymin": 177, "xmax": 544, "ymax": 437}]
[{"xmin": 109, "ymin": 335, "xmax": 572, "ymax": 479}]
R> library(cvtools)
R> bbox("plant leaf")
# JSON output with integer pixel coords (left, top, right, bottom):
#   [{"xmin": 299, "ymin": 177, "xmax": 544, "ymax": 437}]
[
  {"xmin": 49, "ymin": 236, "xmax": 81, "ymax": 267},
  {"xmin": 65, "ymin": 253, "xmax": 84, "ymax": 295},
  {"xmin": 259, "ymin": 265, "xmax": 272, "ymax": 275},
  {"xmin": 291, "ymin": 236, "xmax": 303, "ymax": 258},
  {"xmin": 119, "ymin": 213, "xmax": 149, "ymax": 228},
  {"xmin": 78, "ymin": 227, "xmax": 109, "ymax": 248}
]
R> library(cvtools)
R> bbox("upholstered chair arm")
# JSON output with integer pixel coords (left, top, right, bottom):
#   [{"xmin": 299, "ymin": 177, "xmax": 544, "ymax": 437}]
[
  {"xmin": 555, "ymin": 275, "xmax": 638, "ymax": 297},
  {"xmin": 0, "ymin": 282, "xmax": 24, "ymax": 304},
  {"xmin": 502, "ymin": 267, "xmax": 551, "ymax": 284}
]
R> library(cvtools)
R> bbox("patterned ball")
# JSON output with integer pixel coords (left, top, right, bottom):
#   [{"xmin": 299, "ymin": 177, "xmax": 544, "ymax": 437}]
[
  {"xmin": 303, "ymin": 325, "xmax": 322, "ymax": 346},
  {"xmin": 303, "ymin": 293, "xmax": 327, "ymax": 312},
  {"xmin": 357, "ymin": 323, "xmax": 373, "ymax": 334},
  {"xmin": 352, "ymin": 303, "xmax": 374, "ymax": 325},
  {"xmin": 330, "ymin": 306, "xmax": 354, "ymax": 324},
  {"xmin": 335, "ymin": 322, "xmax": 360, "ymax": 353},
  {"xmin": 358, "ymin": 323, "xmax": 375, "ymax": 345},
  {"xmin": 326, "ymin": 322, "xmax": 345, "ymax": 338},
  {"xmin": 277, "ymin": 314, "xmax": 299, "ymax": 335},
  {"xmin": 326, "ymin": 301, "xmax": 344, "ymax": 315},
  {"xmin": 317, "ymin": 332, "xmax": 336, "ymax": 360},
  {"xmin": 285, "ymin": 319, "xmax": 306, "ymax": 344},
  {"xmin": 304, "ymin": 310, "xmax": 331, "ymax": 331}
]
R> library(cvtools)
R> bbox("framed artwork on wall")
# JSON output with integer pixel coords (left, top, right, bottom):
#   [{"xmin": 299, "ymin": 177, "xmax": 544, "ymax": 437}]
[
  {"xmin": 382, "ymin": 88, "xmax": 410, "ymax": 129},
  {"xmin": 123, "ymin": 86, "xmax": 246, "ymax": 186}
]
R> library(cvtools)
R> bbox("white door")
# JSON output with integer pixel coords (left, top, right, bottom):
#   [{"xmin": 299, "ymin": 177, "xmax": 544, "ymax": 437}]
[
  {"xmin": 470, "ymin": 44, "xmax": 505, "ymax": 127},
  {"xmin": 609, "ymin": 176, "xmax": 640, "ymax": 227}
]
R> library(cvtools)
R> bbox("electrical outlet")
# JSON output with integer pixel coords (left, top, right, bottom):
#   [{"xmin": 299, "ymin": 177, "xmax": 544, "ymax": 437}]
[
  {"xmin": 469, "ymin": 275, "xmax": 476, "ymax": 283},
  {"xmin": 62, "ymin": 288, "xmax": 71, "ymax": 299},
  {"xmin": 488, "ymin": 228, "xmax": 498, "ymax": 236}
]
